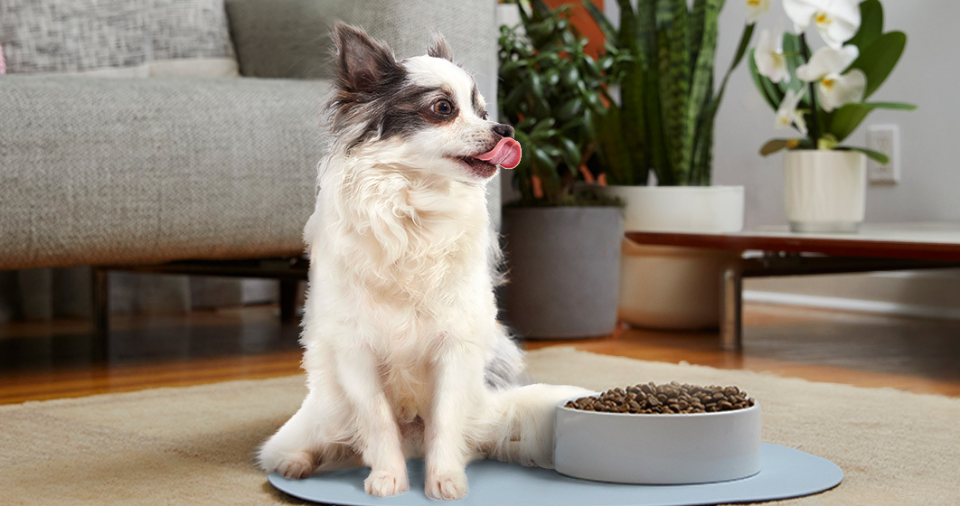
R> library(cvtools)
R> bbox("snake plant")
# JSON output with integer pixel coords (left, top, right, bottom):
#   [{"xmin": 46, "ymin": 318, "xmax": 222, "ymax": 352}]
[{"xmin": 584, "ymin": 0, "xmax": 754, "ymax": 186}]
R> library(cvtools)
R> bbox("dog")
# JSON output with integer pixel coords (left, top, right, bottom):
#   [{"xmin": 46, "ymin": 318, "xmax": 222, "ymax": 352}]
[{"xmin": 257, "ymin": 24, "xmax": 590, "ymax": 500}]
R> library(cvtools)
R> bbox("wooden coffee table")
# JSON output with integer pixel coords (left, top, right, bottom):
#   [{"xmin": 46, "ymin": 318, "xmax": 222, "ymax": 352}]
[{"xmin": 625, "ymin": 223, "xmax": 960, "ymax": 351}]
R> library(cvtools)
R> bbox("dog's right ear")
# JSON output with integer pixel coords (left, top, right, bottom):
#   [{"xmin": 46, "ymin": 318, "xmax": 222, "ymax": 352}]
[{"xmin": 333, "ymin": 23, "xmax": 401, "ymax": 94}]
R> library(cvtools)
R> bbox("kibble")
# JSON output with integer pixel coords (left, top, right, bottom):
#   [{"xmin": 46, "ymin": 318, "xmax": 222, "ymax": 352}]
[{"xmin": 564, "ymin": 382, "xmax": 755, "ymax": 414}]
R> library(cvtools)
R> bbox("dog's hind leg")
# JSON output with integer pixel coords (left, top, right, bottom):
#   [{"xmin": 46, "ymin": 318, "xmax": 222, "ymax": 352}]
[
  {"xmin": 258, "ymin": 389, "xmax": 333, "ymax": 479},
  {"xmin": 482, "ymin": 384, "xmax": 593, "ymax": 468}
]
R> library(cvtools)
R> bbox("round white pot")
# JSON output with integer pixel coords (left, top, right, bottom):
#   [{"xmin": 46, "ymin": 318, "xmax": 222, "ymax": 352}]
[
  {"xmin": 784, "ymin": 150, "xmax": 866, "ymax": 233},
  {"xmin": 592, "ymin": 186, "xmax": 744, "ymax": 330}
]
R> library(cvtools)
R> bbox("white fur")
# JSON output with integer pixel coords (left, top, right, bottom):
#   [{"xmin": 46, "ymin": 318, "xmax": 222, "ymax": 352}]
[{"xmin": 258, "ymin": 49, "xmax": 590, "ymax": 500}]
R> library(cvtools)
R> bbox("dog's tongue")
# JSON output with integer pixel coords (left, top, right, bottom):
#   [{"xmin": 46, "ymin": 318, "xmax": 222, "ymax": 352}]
[{"xmin": 474, "ymin": 138, "xmax": 521, "ymax": 169}]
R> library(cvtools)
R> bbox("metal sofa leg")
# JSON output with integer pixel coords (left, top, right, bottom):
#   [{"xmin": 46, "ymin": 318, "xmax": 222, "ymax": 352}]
[
  {"xmin": 91, "ymin": 267, "xmax": 110, "ymax": 362},
  {"xmin": 279, "ymin": 280, "xmax": 299, "ymax": 324}
]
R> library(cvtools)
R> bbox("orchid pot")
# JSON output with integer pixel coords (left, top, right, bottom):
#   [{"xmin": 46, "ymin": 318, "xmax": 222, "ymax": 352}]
[{"xmin": 784, "ymin": 149, "xmax": 866, "ymax": 233}]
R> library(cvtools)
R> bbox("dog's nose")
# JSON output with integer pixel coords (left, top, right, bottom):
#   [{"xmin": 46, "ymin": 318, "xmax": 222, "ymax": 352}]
[{"xmin": 492, "ymin": 123, "xmax": 515, "ymax": 139}]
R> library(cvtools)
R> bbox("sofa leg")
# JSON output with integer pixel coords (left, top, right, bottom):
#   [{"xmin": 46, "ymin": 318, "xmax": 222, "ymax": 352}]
[
  {"xmin": 279, "ymin": 280, "xmax": 299, "ymax": 324},
  {"xmin": 91, "ymin": 267, "xmax": 110, "ymax": 363}
]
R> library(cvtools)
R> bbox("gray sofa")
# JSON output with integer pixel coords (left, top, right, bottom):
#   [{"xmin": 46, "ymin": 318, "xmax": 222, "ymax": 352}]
[{"xmin": 0, "ymin": 0, "xmax": 500, "ymax": 272}]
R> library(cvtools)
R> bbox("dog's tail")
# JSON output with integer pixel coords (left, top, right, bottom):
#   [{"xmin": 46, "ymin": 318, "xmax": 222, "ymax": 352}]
[
  {"xmin": 480, "ymin": 384, "xmax": 593, "ymax": 469},
  {"xmin": 483, "ymin": 322, "xmax": 527, "ymax": 390}
]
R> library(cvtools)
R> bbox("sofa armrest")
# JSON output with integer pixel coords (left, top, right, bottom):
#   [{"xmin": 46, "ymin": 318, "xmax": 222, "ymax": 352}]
[{"xmin": 0, "ymin": 75, "xmax": 330, "ymax": 270}]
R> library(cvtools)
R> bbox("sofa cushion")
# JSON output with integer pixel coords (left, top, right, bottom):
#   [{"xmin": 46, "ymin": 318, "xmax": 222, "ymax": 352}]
[
  {"xmin": 225, "ymin": 0, "xmax": 335, "ymax": 79},
  {"xmin": 0, "ymin": 76, "xmax": 329, "ymax": 270},
  {"xmin": 0, "ymin": 0, "xmax": 238, "ymax": 76}
]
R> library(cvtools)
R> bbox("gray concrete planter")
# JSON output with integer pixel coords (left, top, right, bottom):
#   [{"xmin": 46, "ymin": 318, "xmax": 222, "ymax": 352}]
[{"xmin": 502, "ymin": 207, "xmax": 623, "ymax": 339}]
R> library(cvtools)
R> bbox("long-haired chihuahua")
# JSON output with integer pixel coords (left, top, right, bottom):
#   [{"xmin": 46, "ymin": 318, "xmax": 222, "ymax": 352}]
[{"xmin": 257, "ymin": 24, "xmax": 589, "ymax": 500}]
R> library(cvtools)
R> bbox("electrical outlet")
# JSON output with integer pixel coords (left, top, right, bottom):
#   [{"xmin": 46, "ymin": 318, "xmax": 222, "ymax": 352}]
[{"xmin": 867, "ymin": 125, "xmax": 900, "ymax": 184}]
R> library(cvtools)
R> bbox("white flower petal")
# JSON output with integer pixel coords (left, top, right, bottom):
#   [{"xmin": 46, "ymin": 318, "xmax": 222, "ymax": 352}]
[
  {"xmin": 775, "ymin": 88, "xmax": 807, "ymax": 135},
  {"xmin": 793, "ymin": 110, "xmax": 808, "ymax": 136},
  {"xmin": 814, "ymin": 1, "xmax": 862, "ymax": 49},
  {"xmin": 755, "ymin": 29, "xmax": 791, "ymax": 84},
  {"xmin": 819, "ymin": 69, "xmax": 866, "ymax": 112},
  {"xmin": 796, "ymin": 45, "xmax": 859, "ymax": 82},
  {"xmin": 782, "ymin": 0, "xmax": 824, "ymax": 31},
  {"xmin": 745, "ymin": 0, "xmax": 771, "ymax": 24}
]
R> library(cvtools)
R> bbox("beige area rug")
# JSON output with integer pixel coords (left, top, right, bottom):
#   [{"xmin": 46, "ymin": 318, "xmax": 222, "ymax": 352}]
[{"xmin": 1, "ymin": 347, "xmax": 958, "ymax": 506}]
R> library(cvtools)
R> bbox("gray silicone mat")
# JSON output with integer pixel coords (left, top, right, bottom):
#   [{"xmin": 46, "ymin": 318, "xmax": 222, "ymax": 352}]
[{"xmin": 269, "ymin": 443, "xmax": 842, "ymax": 506}]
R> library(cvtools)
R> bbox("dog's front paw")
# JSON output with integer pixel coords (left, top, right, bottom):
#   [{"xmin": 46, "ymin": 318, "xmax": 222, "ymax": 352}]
[
  {"xmin": 364, "ymin": 468, "xmax": 409, "ymax": 497},
  {"xmin": 274, "ymin": 452, "xmax": 316, "ymax": 480},
  {"xmin": 425, "ymin": 469, "xmax": 469, "ymax": 501}
]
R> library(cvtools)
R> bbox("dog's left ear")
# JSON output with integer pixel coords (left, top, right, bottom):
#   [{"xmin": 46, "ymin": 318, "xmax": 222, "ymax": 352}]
[
  {"xmin": 333, "ymin": 23, "xmax": 402, "ymax": 94},
  {"xmin": 427, "ymin": 34, "xmax": 454, "ymax": 62}
]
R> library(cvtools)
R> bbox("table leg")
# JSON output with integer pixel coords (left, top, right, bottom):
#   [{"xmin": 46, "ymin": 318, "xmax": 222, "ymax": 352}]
[{"xmin": 720, "ymin": 265, "xmax": 743, "ymax": 351}]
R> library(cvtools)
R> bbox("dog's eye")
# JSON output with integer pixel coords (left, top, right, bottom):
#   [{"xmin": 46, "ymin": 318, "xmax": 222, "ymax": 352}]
[{"xmin": 431, "ymin": 99, "xmax": 454, "ymax": 115}]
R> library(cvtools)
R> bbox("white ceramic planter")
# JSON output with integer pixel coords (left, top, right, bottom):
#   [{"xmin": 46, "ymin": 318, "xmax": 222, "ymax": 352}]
[
  {"xmin": 784, "ymin": 150, "xmax": 867, "ymax": 233},
  {"xmin": 554, "ymin": 396, "xmax": 762, "ymax": 484},
  {"xmin": 592, "ymin": 186, "xmax": 745, "ymax": 330}
]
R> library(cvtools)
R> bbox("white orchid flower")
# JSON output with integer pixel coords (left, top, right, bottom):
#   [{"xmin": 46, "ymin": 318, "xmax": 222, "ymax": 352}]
[
  {"xmin": 746, "ymin": 0, "xmax": 770, "ymax": 24},
  {"xmin": 775, "ymin": 88, "xmax": 808, "ymax": 135},
  {"xmin": 817, "ymin": 69, "xmax": 866, "ymax": 112},
  {"xmin": 754, "ymin": 29, "xmax": 791, "ymax": 84},
  {"xmin": 796, "ymin": 45, "xmax": 865, "ymax": 112},
  {"xmin": 782, "ymin": 0, "xmax": 861, "ymax": 49},
  {"xmin": 796, "ymin": 45, "xmax": 859, "ymax": 82}
]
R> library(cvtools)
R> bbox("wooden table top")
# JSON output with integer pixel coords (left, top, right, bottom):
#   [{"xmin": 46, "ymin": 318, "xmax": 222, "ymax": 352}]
[{"xmin": 625, "ymin": 223, "xmax": 960, "ymax": 261}]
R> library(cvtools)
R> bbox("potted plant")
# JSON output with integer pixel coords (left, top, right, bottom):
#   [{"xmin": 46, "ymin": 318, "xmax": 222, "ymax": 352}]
[
  {"xmin": 748, "ymin": 0, "xmax": 914, "ymax": 232},
  {"xmin": 580, "ymin": 0, "xmax": 756, "ymax": 329},
  {"xmin": 498, "ymin": 1, "xmax": 624, "ymax": 339}
]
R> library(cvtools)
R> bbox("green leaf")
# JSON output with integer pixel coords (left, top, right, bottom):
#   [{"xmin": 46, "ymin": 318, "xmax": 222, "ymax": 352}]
[
  {"xmin": 683, "ymin": 0, "xmax": 721, "ymax": 185},
  {"xmin": 760, "ymin": 139, "xmax": 791, "ymax": 156},
  {"xmin": 728, "ymin": 20, "xmax": 754, "ymax": 72},
  {"xmin": 838, "ymin": 146, "xmax": 890, "ymax": 164},
  {"xmin": 531, "ymin": 117, "xmax": 555, "ymax": 134},
  {"xmin": 530, "ymin": 0, "xmax": 553, "ymax": 18},
  {"xmin": 846, "ymin": 0, "xmax": 883, "ymax": 50},
  {"xmin": 827, "ymin": 102, "xmax": 916, "ymax": 142},
  {"xmin": 689, "ymin": 0, "xmax": 707, "ymax": 73},
  {"xmin": 849, "ymin": 31, "xmax": 906, "ymax": 98},
  {"xmin": 561, "ymin": 65, "xmax": 580, "ymax": 88},
  {"xmin": 557, "ymin": 97, "xmax": 583, "ymax": 120},
  {"xmin": 582, "ymin": 0, "xmax": 617, "ymax": 41},
  {"xmin": 660, "ymin": 0, "xmax": 692, "ymax": 183},
  {"xmin": 559, "ymin": 136, "xmax": 582, "ymax": 169},
  {"xmin": 528, "ymin": 71, "xmax": 544, "ymax": 100},
  {"xmin": 779, "ymin": 32, "xmax": 808, "ymax": 102}
]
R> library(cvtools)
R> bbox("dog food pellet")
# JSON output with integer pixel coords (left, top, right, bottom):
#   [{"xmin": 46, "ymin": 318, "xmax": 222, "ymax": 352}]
[{"xmin": 564, "ymin": 382, "xmax": 755, "ymax": 414}]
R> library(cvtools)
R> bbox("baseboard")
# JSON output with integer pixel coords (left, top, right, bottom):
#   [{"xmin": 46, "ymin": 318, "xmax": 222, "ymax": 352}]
[{"xmin": 743, "ymin": 290, "xmax": 960, "ymax": 321}]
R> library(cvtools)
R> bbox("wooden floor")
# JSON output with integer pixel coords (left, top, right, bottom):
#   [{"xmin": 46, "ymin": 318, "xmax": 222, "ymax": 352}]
[{"xmin": 1, "ymin": 303, "xmax": 958, "ymax": 405}]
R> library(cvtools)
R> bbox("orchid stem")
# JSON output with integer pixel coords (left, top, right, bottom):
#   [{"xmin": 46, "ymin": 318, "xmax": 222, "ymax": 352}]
[{"xmin": 799, "ymin": 33, "xmax": 821, "ymax": 145}]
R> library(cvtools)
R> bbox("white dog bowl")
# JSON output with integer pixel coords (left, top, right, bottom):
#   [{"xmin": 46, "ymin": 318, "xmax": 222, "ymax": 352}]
[{"xmin": 554, "ymin": 395, "xmax": 762, "ymax": 485}]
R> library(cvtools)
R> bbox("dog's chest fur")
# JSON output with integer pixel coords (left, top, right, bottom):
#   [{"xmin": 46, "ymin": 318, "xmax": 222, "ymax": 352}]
[{"xmin": 332, "ymin": 168, "xmax": 491, "ymax": 313}]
